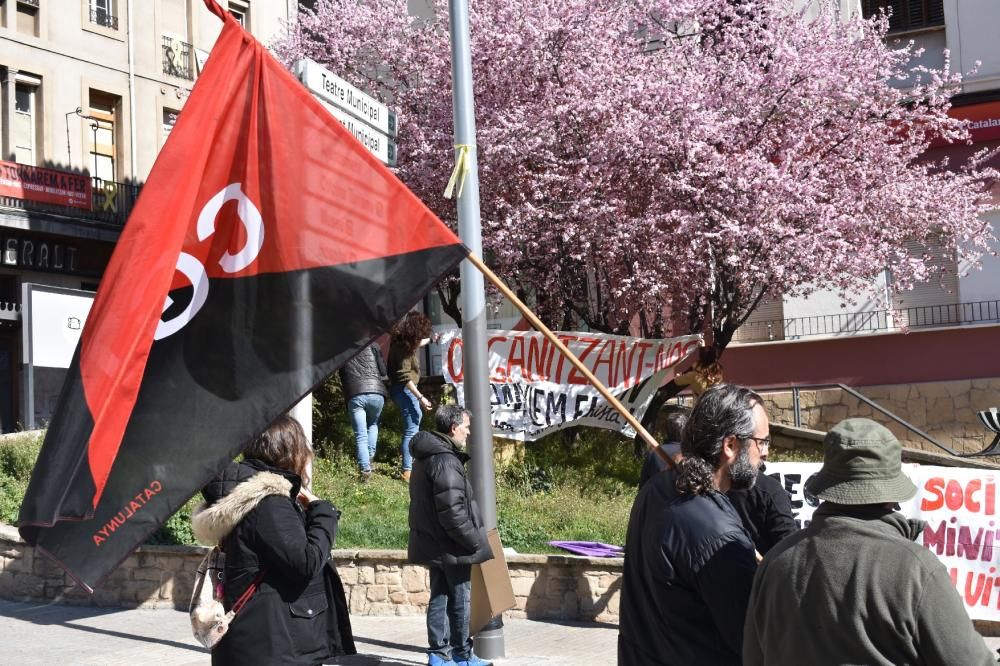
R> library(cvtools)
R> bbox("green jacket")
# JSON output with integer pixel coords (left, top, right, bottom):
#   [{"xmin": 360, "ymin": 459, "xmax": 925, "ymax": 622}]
[
  {"xmin": 743, "ymin": 503, "xmax": 994, "ymax": 666},
  {"xmin": 388, "ymin": 341, "xmax": 420, "ymax": 386}
]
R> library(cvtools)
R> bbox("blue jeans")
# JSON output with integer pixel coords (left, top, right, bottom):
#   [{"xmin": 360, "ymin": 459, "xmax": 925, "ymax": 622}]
[
  {"xmin": 390, "ymin": 383, "xmax": 421, "ymax": 472},
  {"xmin": 426, "ymin": 563, "xmax": 472, "ymax": 661},
  {"xmin": 349, "ymin": 393, "xmax": 384, "ymax": 472}
]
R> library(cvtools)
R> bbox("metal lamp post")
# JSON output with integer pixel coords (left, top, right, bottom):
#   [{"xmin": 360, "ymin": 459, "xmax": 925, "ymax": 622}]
[{"xmin": 448, "ymin": 0, "xmax": 504, "ymax": 658}]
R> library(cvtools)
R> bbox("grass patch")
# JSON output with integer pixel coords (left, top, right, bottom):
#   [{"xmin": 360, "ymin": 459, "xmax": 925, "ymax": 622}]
[
  {"xmin": 0, "ymin": 421, "xmax": 640, "ymax": 553},
  {"xmin": 0, "ymin": 409, "xmax": 822, "ymax": 555}
]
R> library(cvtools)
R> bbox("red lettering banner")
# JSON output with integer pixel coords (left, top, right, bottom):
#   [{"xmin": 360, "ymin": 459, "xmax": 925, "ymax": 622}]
[
  {"xmin": 769, "ymin": 462, "xmax": 1000, "ymax": 622},
  {"xmin": 0, "ymin": 160, "xmax": 92, "ymax": 210}
]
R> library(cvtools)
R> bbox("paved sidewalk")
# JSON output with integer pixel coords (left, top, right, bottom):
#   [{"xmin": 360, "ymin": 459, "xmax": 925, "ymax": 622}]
[{"xmin": 0, "ymin": 600, "xmax": 618, "ymax": 665}]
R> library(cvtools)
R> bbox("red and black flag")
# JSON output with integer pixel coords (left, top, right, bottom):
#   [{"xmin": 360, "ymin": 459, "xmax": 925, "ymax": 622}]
[{"xmin": 17, "ymin": 0, "xmax": 467, "ymax": 591}]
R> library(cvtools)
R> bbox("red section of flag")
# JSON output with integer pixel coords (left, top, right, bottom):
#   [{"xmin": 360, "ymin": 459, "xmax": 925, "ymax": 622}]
[{"xmin": 79, "ymin": 6, "xmax": 461, "ymax": 508}]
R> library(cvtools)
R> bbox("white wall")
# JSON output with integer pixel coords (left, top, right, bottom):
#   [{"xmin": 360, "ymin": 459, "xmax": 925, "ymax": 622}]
[
  {"xmin": 780, "ymin": 274, "xmax": 890, "ymax": 337},
  {"xmin": 947, "ymin": 0, "xmax": 1000, "ymax": 94}
]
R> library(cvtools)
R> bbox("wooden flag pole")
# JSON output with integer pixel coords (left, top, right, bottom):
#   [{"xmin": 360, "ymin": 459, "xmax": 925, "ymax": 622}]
[{"xmin": 465, "ymin": 253, "xmax": 674, "ymax": 467}]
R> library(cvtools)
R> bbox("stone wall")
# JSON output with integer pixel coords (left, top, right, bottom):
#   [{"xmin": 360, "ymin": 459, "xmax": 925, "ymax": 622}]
[
  {"xmin": 761, "ymin": 378, "xmax": 1000, "ymax": 455},
  {"xmin": 0, "ymin": 525, "xmax": 621, "ymax": 622}
]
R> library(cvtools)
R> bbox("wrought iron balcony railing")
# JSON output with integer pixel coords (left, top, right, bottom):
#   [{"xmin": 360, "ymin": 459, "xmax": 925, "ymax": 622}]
[
  {"xmin": 89, "ymin": 7, "xmax": 118, "ymax": 30},
  {"xmin": 734, "ymin": 299, "xmax": 1000, "ymax": 343},
  {"xmin": 162, "ymin": 36, "xmax": 195, "ymax": 80},
  {"xmin": 0, "ymin": 174, "xmax": 140, "ymax": 230}
]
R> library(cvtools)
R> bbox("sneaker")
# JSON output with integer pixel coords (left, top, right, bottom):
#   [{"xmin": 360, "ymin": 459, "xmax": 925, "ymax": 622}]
[
  {"xmin": 359, "ymin": 470, "xmax": 371, "ymax": 484},
  {"xmin": 454, "ymin": 655, "xmax": 493, "ymax": 666},
  {"xmin": 428, "ymin": 654, "xmax": 457, "ymax": 666},
  {"xmin": 401, "ymin": 470, "xmax": 411, "ymax": 482}
]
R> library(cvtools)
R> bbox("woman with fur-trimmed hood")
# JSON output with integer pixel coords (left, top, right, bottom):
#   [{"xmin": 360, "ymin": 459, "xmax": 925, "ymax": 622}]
[{"xmin": 192, "ymin": 415, "xmax": 355, "ymax": 665}]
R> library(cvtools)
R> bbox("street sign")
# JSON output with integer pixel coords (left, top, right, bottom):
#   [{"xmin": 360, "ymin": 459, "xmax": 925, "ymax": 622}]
[
  {"xmin": 295, "ymin": 58, "xmax": 397, "ymax": 138},
  {"xmin": 317, "ymin": 98, "xmax": 397, "ymax": 167}
]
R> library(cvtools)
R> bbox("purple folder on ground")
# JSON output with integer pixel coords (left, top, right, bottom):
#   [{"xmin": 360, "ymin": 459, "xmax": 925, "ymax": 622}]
[{"xmin": 548, "ymin": 541, "xmax": 624, "ymax": 557}]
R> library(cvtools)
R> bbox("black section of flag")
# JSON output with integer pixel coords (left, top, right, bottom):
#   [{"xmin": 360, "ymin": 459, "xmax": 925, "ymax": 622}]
[
  {"xmin": 20, "ymin": 244, "xmax": 467, "ymax": 590},
  {"xmin": 18, "ymin": 352, "xmax": 96, "ymax": 526}
]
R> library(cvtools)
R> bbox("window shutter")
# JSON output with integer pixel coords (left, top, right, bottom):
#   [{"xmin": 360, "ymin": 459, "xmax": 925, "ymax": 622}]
[{"xmin": 891, "ymin": 236, "xmax": 960, "ymax": 327}]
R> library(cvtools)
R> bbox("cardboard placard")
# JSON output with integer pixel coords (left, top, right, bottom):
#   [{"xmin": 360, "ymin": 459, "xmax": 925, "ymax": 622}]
[{"xmin": 470, "ymin": 528, "xmax": 515, "ymax": 635}]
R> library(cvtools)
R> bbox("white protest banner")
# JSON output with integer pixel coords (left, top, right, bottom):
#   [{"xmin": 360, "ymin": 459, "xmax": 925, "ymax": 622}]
[
  {"xmin": 439, "ymin": 330, "xmax": 702, "ymax": 441},
  {"xmin": 766, "ymin": 462, "xmax": 1000, "ymax": 621}
]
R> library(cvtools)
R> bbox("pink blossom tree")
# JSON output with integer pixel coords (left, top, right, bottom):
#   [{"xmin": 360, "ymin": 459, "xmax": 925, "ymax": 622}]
[{"xmin": 275, "ymin": 0, "xmax": 996, "ymax": 358}]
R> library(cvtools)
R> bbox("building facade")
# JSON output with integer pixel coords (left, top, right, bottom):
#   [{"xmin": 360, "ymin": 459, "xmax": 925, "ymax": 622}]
[
  {"xmin": 0, "ymin": 0, "xmax": 295, "ymax": 430},
  {"xmin": 739, "ymin": 0, "xmax": 1000, "ymax": 343}
]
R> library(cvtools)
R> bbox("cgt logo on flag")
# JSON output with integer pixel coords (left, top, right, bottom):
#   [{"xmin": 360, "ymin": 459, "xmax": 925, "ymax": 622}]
[
  {"xmin": 156, "ymin": 183, "xmax": 264, "ymax": 340},
  {"xmin": 18, "ymin": 0, "xmax": 468, "ymax": 592}
]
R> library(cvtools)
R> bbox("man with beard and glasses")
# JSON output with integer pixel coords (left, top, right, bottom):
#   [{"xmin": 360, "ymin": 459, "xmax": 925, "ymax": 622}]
[
  {"xmin": 726, "ymin": 443, "xmax": 798, "ymax": 556},
  {"xmin": 619, "ymin": 383, "xmax": 765, "ymax": 666}
]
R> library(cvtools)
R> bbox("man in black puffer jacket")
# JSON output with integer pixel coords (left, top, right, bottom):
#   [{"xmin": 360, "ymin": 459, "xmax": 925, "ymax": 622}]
[{"xmin": 408, "ymin": 405, "xmax": 493, "ymax": 666}]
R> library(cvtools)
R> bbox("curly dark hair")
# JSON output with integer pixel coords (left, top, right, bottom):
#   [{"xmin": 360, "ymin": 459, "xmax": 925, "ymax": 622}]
[
  {"xmin": 390, "ymin": 311, "xmax": 434, "ymax": 356},
  {"xmin": 675, "ymin": 383, "xmax": 763, "ymax": 495}
]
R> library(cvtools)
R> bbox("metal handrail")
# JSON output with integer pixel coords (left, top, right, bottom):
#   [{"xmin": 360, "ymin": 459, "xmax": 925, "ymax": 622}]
[
  {"xmin": 757, "ymin": 382, "xmax": 986, "ymax": 458},
  {"xmin": 735, "ymin": 299, "xmax": 1000, "ymax": 343}
]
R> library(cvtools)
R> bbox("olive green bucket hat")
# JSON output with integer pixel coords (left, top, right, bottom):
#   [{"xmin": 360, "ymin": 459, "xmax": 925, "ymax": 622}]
[{"xmin": 804, "ymin": 418, "xmax": 917, "ymax": 505}]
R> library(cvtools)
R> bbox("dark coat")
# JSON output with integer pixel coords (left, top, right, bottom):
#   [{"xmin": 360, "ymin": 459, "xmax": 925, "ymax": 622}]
[
  {"xmin": 619, "ymin": 468, "xmax": 757, "ymax": 666},
  {"xmin": 407, "ymin": 431, "xmax": 492, "ymax": 566},
  {"xmin": 338, "ymin": 342, "xmax": 388, "ymax": 399},
  {"xmin": 725, "ymin": 468, "xmax": 798, "ymax": 554},
  {"xmin": 195, "ymin": 459, "xmax": 356, "ymax": 666},
  {"xmin": 744, "ymin": 503, "xmax": 995, "ymax": 666}
]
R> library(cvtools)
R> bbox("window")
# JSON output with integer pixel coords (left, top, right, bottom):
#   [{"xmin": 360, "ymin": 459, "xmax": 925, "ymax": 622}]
[
  {"xmin": 861, "ymin": 0, "xmax": 945, "ymax": 33},
  {"xmin": 228, "ymin": 0, "xmax": 249, "ymax": 29},
  {"xmin": 16, "ymin": 0, "xmax": 40, "ymax": 37},
  {"xmin": 89, "ymin": 91, "xmax": 119, "ymax": 181},
  {"xmin": 13, "ymin": 77, "xmax": 40, "ymax": 166},
  {"xmin": 89, "ymin": 0, "xmax": 119, "ymax": 29}
]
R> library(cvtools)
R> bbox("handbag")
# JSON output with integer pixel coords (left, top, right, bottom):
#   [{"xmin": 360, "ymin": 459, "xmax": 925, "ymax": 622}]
[{"xmin": 189, "ymin": 546, "xmax": 266, "ymax": 649}]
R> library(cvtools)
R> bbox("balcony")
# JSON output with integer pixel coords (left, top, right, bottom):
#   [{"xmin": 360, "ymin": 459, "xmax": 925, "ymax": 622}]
[
  {"xmin": 17, "ymin": 0, "xmax": 40, "ymax": 7},
  {"xmin": 733, "ymin": 299, "xmax": 1000, "ymax": 343},
  {"xmin": 89, "ymin": 7, "xmax": 118, "ymax": 30},
  {"xmin": 0, "ymin": 168, "xmax": 140, "ymax": 230},
  {"xmin": 162, "ymin": 37, "xmax": 194, "ymax": 80}
]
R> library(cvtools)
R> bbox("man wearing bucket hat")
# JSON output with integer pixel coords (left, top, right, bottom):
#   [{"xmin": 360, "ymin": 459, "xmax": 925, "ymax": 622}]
[{"xmin": 743, "ymin": 418, "xmax": 994, "ymax": 666}]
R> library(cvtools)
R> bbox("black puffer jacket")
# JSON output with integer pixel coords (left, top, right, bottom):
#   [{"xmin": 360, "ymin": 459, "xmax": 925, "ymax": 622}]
[
  {"xmin": 619, "ymin": 468, "xmax": 757, "ymax": 666},
  {"xmin": 338, "ymin": 343, "xmax": 388, "ymax": 399},
  {"xmin": 407, "ymin": 431, "xmax": 492, "ymax": 566},
  {"xmin": 194, "ymin": 459, "xmax": 355, "ymax": 665}
]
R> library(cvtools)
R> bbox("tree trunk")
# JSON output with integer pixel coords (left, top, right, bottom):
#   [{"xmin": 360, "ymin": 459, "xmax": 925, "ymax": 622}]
[{"xmin": 436, "ymin": 279, "xmax": 462, "ymax": 328}]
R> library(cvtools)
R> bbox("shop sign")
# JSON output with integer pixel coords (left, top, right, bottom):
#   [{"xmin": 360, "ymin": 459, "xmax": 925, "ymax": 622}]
[{"xmin": 1, "ymin": 236, "xmax": 80, "ymax": 274}]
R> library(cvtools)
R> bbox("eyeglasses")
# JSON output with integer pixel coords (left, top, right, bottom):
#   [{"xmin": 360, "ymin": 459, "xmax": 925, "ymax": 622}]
[{"xmin": 743, "ymin": 436, "xmax": 771, "ymax": 453}]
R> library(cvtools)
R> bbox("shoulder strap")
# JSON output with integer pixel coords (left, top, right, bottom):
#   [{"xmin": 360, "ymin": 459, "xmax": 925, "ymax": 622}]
[{"xmin": 230, "ymin": 569, "xmax": 267, "ymax": 614}]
